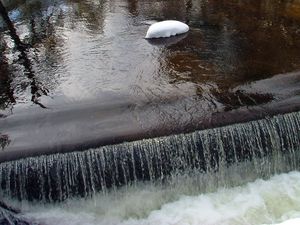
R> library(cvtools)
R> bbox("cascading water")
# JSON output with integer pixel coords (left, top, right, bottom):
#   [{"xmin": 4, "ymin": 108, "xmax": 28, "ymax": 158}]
[
  {"xmin": 1, "ymin": 0, "xmax": 300, "ymax": 223},
  {"xmin": 0, "ymin": 111, "xmax": 299, "ymax": 203}
]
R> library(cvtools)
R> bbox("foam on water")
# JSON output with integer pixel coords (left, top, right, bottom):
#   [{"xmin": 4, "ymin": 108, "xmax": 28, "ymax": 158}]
[
  {"xmin": 10, "ymin": 171, "xmax": 300, "ymax": 225},
  {"xmin": 275, "ymin": 219, "xmax": 300, "ymax": 225}
]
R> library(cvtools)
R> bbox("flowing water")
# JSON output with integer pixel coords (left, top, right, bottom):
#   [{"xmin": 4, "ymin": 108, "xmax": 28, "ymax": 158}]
[
  {"xmin": 1, "ymin": 0, "xmax": 300, "ymax": 154},
  {"xmin": 1, "ymin": 0, "xmax": 300, "ymax": 114},
  {"xmin": 0, "ymin": 111, "xmax": 300, "ymax": 201},
  {"xmin": 8, "ymin": 171, "xmax": 300, "ymax": 225},
  {"xmin": 1, "ymin": 0, "xmax": 300, "ymax": 224},
  {"xmin": 0, "ymin": 110, "xmax": 300, "ymax": 224}
]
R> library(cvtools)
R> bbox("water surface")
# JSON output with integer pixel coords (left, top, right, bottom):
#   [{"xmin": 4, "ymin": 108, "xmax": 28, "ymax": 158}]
[
  {"xmin": 8, "ymin": 171, "xmax": 300, "ymax": 225},
  {"xmin": 1, "ymin": 0, "xmax": 300, "ymax": 153},
  {"xmin": 1, "ymin": 0, "xmax": 300, "ymax": 112},
  {"xmin": 1, "ymin": 1, "xmax": 300, "ymax": 224}
]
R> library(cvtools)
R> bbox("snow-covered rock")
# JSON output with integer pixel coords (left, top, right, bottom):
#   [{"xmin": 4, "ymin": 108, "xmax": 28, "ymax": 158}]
[{"xmin": 145, "ymin": 20, "xmax": 189, "ymax": 39}]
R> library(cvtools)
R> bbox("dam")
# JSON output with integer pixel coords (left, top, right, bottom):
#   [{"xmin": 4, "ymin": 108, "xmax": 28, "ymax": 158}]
[
  {"xmin": 1, "ymin": 0, "xmax": 300, "ymax": 224},
  {"xmin": 0, "ymin": 110, "xmax": 300, "ymax": 202}
]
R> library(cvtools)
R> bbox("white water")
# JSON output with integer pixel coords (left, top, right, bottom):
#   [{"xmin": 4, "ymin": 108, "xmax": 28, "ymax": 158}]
[{"xmin": 12, "ymin": 171, "xmax": 300, "ymax": 225}]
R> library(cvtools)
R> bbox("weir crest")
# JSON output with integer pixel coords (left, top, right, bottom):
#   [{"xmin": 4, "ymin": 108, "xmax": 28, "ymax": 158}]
[{"xmin": 0, "ymin": 111, "xmax": 300, "ymax": 202}]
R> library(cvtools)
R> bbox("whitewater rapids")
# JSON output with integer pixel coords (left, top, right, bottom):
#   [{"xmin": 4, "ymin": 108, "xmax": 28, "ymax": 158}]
[{"xmin": 8, "ymin": 171, "xmax": 300, "ymax": 225}]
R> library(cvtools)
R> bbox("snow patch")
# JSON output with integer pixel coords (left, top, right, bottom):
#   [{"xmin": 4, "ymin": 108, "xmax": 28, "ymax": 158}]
[{"xmin": 145, "ymin": 20, "xmax": 189, "ymax": 39}]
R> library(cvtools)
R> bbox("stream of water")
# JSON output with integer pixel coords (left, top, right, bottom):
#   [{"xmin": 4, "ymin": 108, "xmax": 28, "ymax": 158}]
[
  {"xmin": 1, "ymin": 1, "xmax": 300, "ymax": 224},
  {"xmin": 5, "ymin": 171, "xmax": 300, "ymax": 225}
]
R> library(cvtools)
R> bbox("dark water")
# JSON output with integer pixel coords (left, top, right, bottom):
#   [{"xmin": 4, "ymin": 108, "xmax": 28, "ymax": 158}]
[
  {"xmin": 1, "ymin": 0, "xmax": 300, "ymax": 154},
  {"xmin": 1, "ymin": 0, "xmax": 300, "ymax": 111}
]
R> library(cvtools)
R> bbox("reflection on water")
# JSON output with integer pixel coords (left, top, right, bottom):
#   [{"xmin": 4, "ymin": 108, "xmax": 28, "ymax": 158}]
[
  {"xmin": 0, "ymin": 0, "xmax": 300, "ymax": 115},
  {"xmin": 0, "ymin": 0, "xmax": 299, "ymax": 151},
  {"xmin": 1, "ymin": 1, "xmax": 300, "ymax": 222}
]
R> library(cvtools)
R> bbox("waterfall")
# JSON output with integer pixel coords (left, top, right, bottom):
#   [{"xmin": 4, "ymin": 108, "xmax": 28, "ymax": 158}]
[{"xmin": 0, "ymin": 111, "xmax": 299, "ymax": 202}]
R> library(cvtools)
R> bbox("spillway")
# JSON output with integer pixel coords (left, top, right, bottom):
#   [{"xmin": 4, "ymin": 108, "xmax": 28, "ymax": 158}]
[
  {"xmin": 1, "ymin": 0, "xmax": 300, "ymax": 223},
  {"xmin": 0, "ymin": 111, "xmax": 299, "ymax": 202}
]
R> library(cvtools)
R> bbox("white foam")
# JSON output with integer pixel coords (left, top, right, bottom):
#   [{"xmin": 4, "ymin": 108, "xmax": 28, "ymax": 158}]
[
  {"xmin": 15, "ymin": 171, "xmax": 300, "ymax": 225},
  {"xmin": 274, "ymin": 218, "xmax": 300, "ymax": 225},
  {"xmin": 145, "ymin": 20, "xmax": 189, "ymax": 39}
]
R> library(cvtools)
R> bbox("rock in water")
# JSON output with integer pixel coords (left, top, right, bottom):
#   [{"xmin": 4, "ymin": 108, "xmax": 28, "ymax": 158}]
[{"xmin": 145, "ymin": 20, "xmax": 189, "ymax": 39}]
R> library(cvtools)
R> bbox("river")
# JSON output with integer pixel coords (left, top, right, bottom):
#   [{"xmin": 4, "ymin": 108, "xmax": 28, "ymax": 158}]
[{"xmin": 1, "ymin": 0, "xmax": 300, "ymax": 224}]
